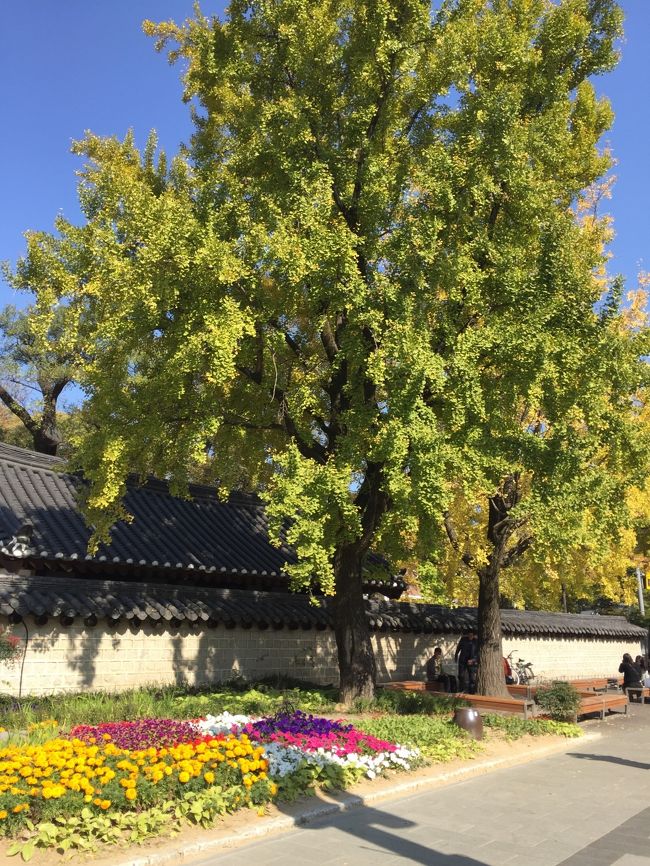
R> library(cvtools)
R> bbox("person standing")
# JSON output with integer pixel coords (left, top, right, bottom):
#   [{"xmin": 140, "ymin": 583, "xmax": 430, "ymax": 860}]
[{"xmin": 455, "ymin": 629, "xmax": 478, "ymax": 694}]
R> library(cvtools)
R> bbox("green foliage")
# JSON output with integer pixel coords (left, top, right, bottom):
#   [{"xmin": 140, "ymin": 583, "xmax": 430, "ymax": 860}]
[
  {"xmin": 0, "ymin": 682, "xmax": 337, "ymax": 732},
  {"xmin": 356, "ymin": 715, "xmax": 479, "ymax": 761},
  {"xmin": 7, "ymin": 0, "xmax": 642, "ymax": 697},
  {"xmin": 370, "ymin": 688, "xmax": 468, "ymax": 716},
  {"xmin": 535, "ymin": 682, "xmax": 583, "ymax": 721},
  {"xmin": 4, "ymin": 785, "xmax": 254, "ymax": 859},
  {"xmin": 481, "ymin": 713, "xmax": 582, "ymax": 739}
]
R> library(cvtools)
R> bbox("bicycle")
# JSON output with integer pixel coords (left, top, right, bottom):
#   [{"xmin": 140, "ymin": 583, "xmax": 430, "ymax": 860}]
[{"xmin": 506, "ymin": 651, "xmax": 535, "ymax": 685}]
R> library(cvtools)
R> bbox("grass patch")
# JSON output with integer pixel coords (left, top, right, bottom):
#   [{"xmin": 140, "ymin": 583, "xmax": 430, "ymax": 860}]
[
  {"xmin": 482, "ymin": 714, "xmax": 582, "ymax": 739},
  {"xmin": 355, "ymin": 714, "xmax": 481, "ymax": 761},
  {"xmin": 0, "ymin": 680, "xmax": 338, "ymax": 731}
]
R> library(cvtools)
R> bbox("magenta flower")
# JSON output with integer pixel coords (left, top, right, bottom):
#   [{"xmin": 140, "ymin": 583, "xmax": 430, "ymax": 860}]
[{"xmin": 69, "ymin": 718, "xmax": 199, "ymax": 749}]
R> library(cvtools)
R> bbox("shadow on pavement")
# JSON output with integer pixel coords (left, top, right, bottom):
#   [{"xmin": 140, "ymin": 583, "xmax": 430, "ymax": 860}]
[
  {"xmin": 568, "ymin": 752, "xmax": 650, "ymax": 770},
  {"xmin": 296, "ymin": 802, "xmax": 489, "ymax": 865}
]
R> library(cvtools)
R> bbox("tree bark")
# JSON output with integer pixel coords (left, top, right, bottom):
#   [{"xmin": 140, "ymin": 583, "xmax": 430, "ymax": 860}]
[
  {"xmin": 476, "ymin": 563, "xmax": 508, "ymax": 696},
  {"xmin": 31, "ymin": 428, "xmax": 61, "ymax": 456},
  {"xmin": 333, "ymin": 542, "xmax": 376, "ymax": 706}
]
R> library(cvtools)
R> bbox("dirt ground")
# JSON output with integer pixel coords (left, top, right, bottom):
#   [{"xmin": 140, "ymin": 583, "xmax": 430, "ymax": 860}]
[{"xmin": 0, "ymin": 728, "xmax": 587, "ymax": 866}]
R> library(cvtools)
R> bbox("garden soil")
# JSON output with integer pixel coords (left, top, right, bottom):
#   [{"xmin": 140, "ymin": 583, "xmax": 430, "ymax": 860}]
[{"xmin": 0, "ymin": 727, "xmax": 600, "ymax": 866}]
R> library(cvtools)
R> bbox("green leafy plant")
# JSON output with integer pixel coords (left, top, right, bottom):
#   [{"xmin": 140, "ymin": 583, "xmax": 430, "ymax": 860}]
[
  {"xmin": 0, "ymin": 682, "xmax": 337, "ymax": 732},
  {"xmin": 356, "ymin": 715, "xmax": 478, "ymax": 762},
  {"xmin": 534, "ymin": 683, "xmax": 583, "ymax": 722},
  {"xmin": 481, "ymin": 713, "xmax": 582, "ymax": 739},
  {"xmin": 372, "ymin": 689, "xmax": 468, "ymax": 716},
  {"xmin": 0, "ymin": 630, "xmax": 21, "ymax": 666}
]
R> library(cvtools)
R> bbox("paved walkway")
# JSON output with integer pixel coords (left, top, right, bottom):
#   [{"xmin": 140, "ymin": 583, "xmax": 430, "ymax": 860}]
[{"xmin": 191, "ymin": 704, "xmax": 650, "ymax": 866}]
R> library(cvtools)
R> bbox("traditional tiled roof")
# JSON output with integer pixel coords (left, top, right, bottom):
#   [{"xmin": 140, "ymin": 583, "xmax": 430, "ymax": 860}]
[
  {"xmin": 0, "ymin": 444, "xmax": 401, "ymax": 595},
  {"xmin": 0, "ymin": 573, "xmax": 644, "ymax": 639}
]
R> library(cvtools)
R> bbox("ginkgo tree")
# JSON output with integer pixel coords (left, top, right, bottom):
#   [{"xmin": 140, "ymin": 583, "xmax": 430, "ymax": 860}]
[
  {"xmin": 436, "ymin": 270, "xmax": 650, "ymax": 695},
  {"xmin": 9, "ymin": 0, "xmax": 641, "ymax": 702}
]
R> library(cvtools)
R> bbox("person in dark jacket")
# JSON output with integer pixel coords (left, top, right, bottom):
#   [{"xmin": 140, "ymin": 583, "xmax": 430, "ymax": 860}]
[
  {"xmin": 426, "ymin": 647, "xmax": 455, "ymax": 692},
  {"xmin": 619, "ymin": 653, "xmax": 643, "ymax": 694},
  {"xmin": 455, "ymin": 630, "xmax": 478, "ymax": 693}
]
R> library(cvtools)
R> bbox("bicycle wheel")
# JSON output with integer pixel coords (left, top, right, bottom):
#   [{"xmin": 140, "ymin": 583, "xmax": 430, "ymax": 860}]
[{"xmin": 520, "ymin": 666, "xmax": 533, "ymax": 684}]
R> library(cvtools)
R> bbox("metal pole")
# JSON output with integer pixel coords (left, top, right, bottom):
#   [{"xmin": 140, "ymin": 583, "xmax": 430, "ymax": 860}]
[{"xmin": 636, "ymin": 566, "xmax": 645, "ymax": 618}]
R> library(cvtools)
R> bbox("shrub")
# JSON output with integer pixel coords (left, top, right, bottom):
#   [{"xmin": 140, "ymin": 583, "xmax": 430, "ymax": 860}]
[
  {"xmin": 372, "ymin": 688, "xmax": 468, "ymax": 716},
  {"xmin": 0, "ymin": 629, "xmax": 21, "ymax": 665},
  {"xmin": 535, "ymin": 682, "xmax": 582, "ymax": 721}
]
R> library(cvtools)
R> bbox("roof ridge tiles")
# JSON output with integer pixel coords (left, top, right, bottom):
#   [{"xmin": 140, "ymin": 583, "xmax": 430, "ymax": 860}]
[{"xmin": 0, "ymin": 443, "xmax": 65, "ymax": 471}]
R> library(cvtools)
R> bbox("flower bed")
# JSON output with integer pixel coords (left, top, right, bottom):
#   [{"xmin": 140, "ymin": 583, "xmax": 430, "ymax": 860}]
[
  {"xmin": 199, "ymin": 710, "xmax": 422, "ymax": 792},
  {"xmin": 0, "ymin": 711, "xmax": 423, "ymax": 856}
]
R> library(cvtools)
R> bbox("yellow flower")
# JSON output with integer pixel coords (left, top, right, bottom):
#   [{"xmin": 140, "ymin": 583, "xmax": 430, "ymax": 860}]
[
  {"xmin": 204, "ymin": 771, "xmax": 215, "ymax": 784},
  {"xmin": 100, "ymin": 800, "xmax": 111, "ymax": 810},
  {"xmin": 0, "ymin": 810, "xmax": 7, "ymax": 819},
  {"xmin": 125, "ymin": 788, "xmax": 137, "ymax": 801},
  {"xmin": 178, "ymin": 771, "xmax": 190, "ymax": 784}
]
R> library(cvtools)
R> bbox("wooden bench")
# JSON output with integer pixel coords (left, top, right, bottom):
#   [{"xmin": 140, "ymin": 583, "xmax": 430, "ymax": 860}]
[
  {"xmin": 507, "ymin": 684, "xmax": 537, "ymax": 699},
  {"xmin": 425, "ymin": 688, "xmax": 534, "ymax": 719},
  {"xmin": 381, "ymin": 682, "xmax": 534, "ymax": 719},
  {"xmin": 563, "ymin": 678, "xmax": 610, "ymax": 692},
  {"xmin": 381, "ymin": 680, "xmax": 428, "ymax": 692},
  {"xmin": 577, "ymin": 693, "xmax": 628, "ymax": 720}
]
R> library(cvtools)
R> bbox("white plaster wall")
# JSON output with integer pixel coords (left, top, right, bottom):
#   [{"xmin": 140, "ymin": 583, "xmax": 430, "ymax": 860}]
[
  {"xmin": 2, "ymin": 618, "xmax": 339, "ymax": 697},
  {"xmin": 501, "ymin": 636, "xmax": 645, "ymax": 683},
  {"xmin": 0, "ymin": 617, "xmax": 644, "ymax": 696}
]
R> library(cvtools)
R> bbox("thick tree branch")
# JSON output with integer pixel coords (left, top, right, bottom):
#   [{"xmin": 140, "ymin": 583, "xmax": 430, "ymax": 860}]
[
  {"xmin": 0, "ymin": 385, "xmax": 38, "ymax": 435},
  {"xmin": 320, "ymin": 320, "xmax": 339, "ymax": 364},
  {"xmin": 222, "ymin": 414, "xmax": 284, "ymax": 433},
  {"xmin": 502, "ymin": 535, "xmax": 534, "ymax": 569},
  {"xmin": 443, "ymin": 511, "xmax": 475, "ymax": 567},
  {"xmin": 235, "ymin": 365, "xmax": 327, "ymax": 464}
]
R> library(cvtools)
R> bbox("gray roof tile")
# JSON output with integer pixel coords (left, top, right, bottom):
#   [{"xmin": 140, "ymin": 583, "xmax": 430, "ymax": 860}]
[
  {"xmin": 0, "ymin": 572, "xmax": 644, "ymax": 639},
  {"xmin": 0, "ymin": 444, "xmax": 400, "ymax": 593}
]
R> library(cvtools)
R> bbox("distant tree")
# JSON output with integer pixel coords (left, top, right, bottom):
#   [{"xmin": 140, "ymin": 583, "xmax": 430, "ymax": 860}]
[
  {"xmin": 0, "ymin": 305, "xmax": 78, "ymax": 455},
  {"xmin": 9, "ymin": 0, "xmax": 632, "ymax": 702}
]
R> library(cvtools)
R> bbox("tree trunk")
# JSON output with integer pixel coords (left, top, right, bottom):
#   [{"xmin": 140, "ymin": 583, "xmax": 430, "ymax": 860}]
[
  {"xmin": 32, "ymin": 427, "xmax": 61, "ymax": 456},
  {"xmin": 475, "ymin": 563, "xmax": 508, "ymax": 697},
  {"xmin": 35, "ymin": 391, "xmax": 62, "ymax": 455},
  {"xmin": 333, "ymin": 542, "xmax": 376, "ymax": 706}
]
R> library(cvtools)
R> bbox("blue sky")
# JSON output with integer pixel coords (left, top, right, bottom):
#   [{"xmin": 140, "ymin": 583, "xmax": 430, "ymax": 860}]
[{"xmin": 1, "ymin": 1, "xmax": 648, "ymax": 307}]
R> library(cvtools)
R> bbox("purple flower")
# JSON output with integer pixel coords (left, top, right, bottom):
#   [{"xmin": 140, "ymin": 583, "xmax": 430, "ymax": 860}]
[
  {"xmin": 245, "ymin": 711, "xmax": 353, "ymax": 740},
  {"xmin": 69, "ymin": 718, "xmax": 199, "ymax": 749}
]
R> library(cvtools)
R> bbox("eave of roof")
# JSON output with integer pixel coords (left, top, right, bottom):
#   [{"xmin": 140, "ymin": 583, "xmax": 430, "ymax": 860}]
[
  {"xmin": 0, "ymin": 444, "xmax": 402, "ymax": 594},
  {"xmin": 0, "ymin": 572, "xmax": 645, "ymax": 639}
]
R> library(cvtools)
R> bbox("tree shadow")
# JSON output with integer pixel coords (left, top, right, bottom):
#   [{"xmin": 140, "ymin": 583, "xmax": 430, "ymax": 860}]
[
  {"xmin": 568, "ymin": 752, "xmax": 650, "ymax": 770},
  {"xmin": 279, "ymin": 799, "xmax": 489, "ymax": 866}
]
